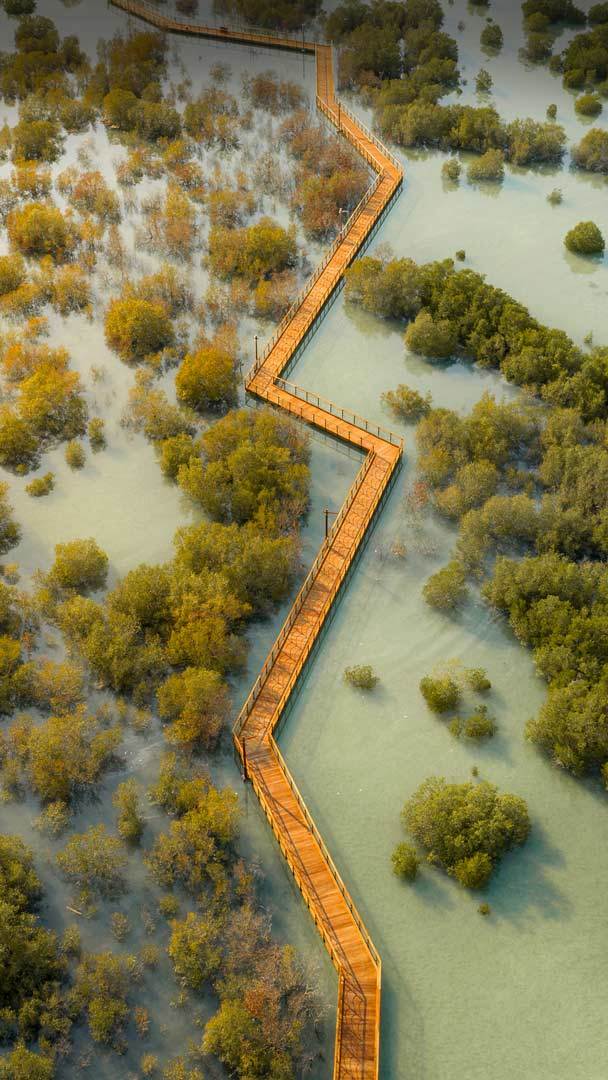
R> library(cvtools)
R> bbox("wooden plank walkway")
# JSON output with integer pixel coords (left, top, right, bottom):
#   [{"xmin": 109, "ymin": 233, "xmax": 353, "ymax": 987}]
[{"xmin": 110, "ymin": 4, "xmax": 405, "ymax": 1076}]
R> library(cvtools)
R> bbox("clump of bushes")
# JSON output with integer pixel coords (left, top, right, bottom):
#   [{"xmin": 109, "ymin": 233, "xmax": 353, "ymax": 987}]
[
  {"xmin": 65, "ymin": 440, "xmax": 85, "ymax": 469},
  {"xmin": 419, "ymin": 674, "xmax": 461, "ymax": 713},
  {"xmin": 25, "ymin": 471, "xmax": 54, "ymax": 497},
  {"xmin": 0, "ymin": 335, "xmax": 87, "ymax": 471},
  {"xmin": 475, "ymin": 68, "xmax": 493, "ymax": 93},
  {"xmin": 575, "ymin": 93, "xmax": 603, "ymax": 117},
  {"xmin": 381, "ymin": 384, "xmax": 432, "ymax": 421},
  {"xmin": 113, "ymin": 780, "xmax": 144, "ymax": 844},
  {"xmin": 450, "ymin": 705, "xmax": 496, "ymax": 740},
  {"xmin": 571, "ymin": 128, "xmax": 608, "ymax": 172},
  {"xmin": 558, "ymin": 15, "xmax": 608, "ymax": 95},
  {"xmin": 88, "ymin": 418, "xmax": 106, "ymax": 450},
  {"xmin": 441, "ymin": 158, "xmax": 461, "ymax": 182},
  {"xmin": 485, "ymin": 554, "xmax": 608, "ymax": 774},
  {"xmin": 481, "ymin": 23, "xmax": 503, "ymax": 50},
  {"xmin": 401, "ymin": 776, "xmax": 530, "ymax": 888},
  {"xmin": 158, "ymin": 433, "xmax": 196, "ymax": 479},
  {"xmin": 547, "ymin": 187, "xmax": 563, "ymax": 205},
  {"xmin": 423, "ymin": 561, "xmax": 467, "ymax": 611},
  {"xmin": 3, "ymin": 0, "xmax": 37, "ymax": 14},
  {"xmin": 177, "ymin": 408, "xmax": 310, "ymax": 530},
  {"xmin": 7, "ymin": 202, "xmax": 78, "ymax": 261},
  {"xmin": 391, "ymin": 842, "xmax": 419, "ymax": 881},
  {"xmin": 41, "ymin": 537, "xmax": 108, "ymax": 598},
  {"xmin": 175, "ymin": 345, "xmax": 238, "ymax": 411},
  {"xmin": 564, "ymin": 220, "xmax": 605, "ymax": 255},
  {"xmin": 0, "ymin": 835, "xmax": 65, "ymax": 1055},
  {"xmin": 465, "ymin": 667, "xmax": 492, "ymax": 692},
  {"xmin": 405, "ymin": 311, "xmax": 458, "ymax": 359},
  {"xmin": 467, "ymin": 148, "xmax": 505, "ymax": 183},
  {"xmin": 208, "ymin": 217, "xmax": 297, "ymax": 281},
  {"xmin": 105, "ymin": 297, "xmax": 175, "ymax": 364},
  {"xmin": 343, "ymin": 252, "xmax": 603, "ymax": 420},
  {"xmin": 0, "ymin": 253, "xmax": 27, "ymax": 296},
  {"xmin": 344, "ymin": 664, "xmax": 379, "ymax": 690}
]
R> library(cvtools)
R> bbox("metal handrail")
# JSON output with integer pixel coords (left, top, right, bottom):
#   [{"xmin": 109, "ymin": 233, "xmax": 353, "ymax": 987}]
[
  {"xmin": 250, "ymin": 757, "xmax": 373, "ymax": 989},
  {"xmin": 337, "ymin": 100, "xmax": 402, "ymax": 173},
  {"xmin": 111, "ymin": 0, "xmax": 326, "ymax": 47},
  {"xmin": 256, "ymin": 451, "xmax": 399, "ymax": 743},
  {"xmin": 275, "ymin": 376, "xmax": 403, "ymax": 447},
  {"xmin": 270, "ymin": 738, "xmax": 382, "ymax": 968},
  {"xmin": 233, "ymin": 449, "xmax": 377, "ymax": 739},
  {"xmin": 246, "ymin": 171, "xmax": 383, "ymax": 381}
]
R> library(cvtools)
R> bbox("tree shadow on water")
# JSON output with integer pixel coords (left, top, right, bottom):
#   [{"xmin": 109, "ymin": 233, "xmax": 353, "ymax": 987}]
[
  {"xmin": 486, "ymin": 823, "xmax": 570, "ymax": 927},
  {"xmin": 411, "ymin": 866, "xmax": 458, "ymax": 913}
]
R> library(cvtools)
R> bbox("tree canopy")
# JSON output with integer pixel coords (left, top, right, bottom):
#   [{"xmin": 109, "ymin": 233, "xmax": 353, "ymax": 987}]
[{"xmin": 402, "ymin": 777, "xmax": 530, "ymax": 888}]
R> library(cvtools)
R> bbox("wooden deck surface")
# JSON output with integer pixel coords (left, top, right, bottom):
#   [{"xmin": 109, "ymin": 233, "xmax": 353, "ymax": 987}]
[{"xmin": 110, "ymin": 4, "xmax": 405, "ymax": 1075}]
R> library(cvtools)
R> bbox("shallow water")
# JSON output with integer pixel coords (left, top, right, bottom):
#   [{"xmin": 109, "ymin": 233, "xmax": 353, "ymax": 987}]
[
  {"xmin": 0, "ymin": 6, "xmax": 343, "ymax": 1073},
  {"xmin": 280, "ymin": 3, "xmax": 608, "ymax": 1078},
  {"xmin": 1, "ymin": 0, "xmax": 608, "ymax": 1075}
]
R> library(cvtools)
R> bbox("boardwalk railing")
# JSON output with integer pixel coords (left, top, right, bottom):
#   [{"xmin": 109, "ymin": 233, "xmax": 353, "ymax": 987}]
[
  {"xmin": 233, "ymin": 449, "xmax": 378, "ymax": 743},
  {"xmin": 110, "ymin": 4, "xmax": 405, "ymax": 1076},
  {"xmin": 275, "ymin": 377, "xmax": 403, "ymax": 446},
  {"xmin": 247, "ymin": 172, "xmax": 383, "ymax": 379},
  {"xmin": 112, "ymin": 0, "xmax": 324, "ymax": 47},
  {"xmin": 317, "ymin": 95, "xmax": 402, "ymax": 172},
  {"xmin": 254, "ymin": 450, "xmax": 401, "ymax": 745}
]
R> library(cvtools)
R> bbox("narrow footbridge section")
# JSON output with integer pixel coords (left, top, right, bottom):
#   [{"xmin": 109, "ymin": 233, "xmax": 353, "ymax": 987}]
[{"xmin": 110, "ymin": 3, "xmax": 405, "ymax": 1075}]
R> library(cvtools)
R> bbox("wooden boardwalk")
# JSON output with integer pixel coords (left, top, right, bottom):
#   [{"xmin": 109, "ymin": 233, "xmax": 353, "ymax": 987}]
[{"xmin": 110, "ymin": 4, "xmax": 405, "ymax": 1075}]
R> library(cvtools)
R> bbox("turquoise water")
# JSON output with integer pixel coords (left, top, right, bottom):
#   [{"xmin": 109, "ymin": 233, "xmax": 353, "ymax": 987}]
[{"xmin": 280, "ymin": 2, "xmax": 608, "ymax": 1077}]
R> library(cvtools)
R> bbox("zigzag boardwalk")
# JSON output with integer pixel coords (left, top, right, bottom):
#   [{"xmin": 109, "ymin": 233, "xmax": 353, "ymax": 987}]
[{"xmin": 110, "ymin": 3, "xmax": 405, "ymax": 1075}]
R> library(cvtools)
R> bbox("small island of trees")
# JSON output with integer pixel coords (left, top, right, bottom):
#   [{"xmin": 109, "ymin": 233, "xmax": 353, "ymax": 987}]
[
  {"xmin": 564, "ymin": 220, "xmax": 605, "ymax": 255},
  {"xmin": 395, "ymin": 777, "xmax": 530, "ymax": 889}
]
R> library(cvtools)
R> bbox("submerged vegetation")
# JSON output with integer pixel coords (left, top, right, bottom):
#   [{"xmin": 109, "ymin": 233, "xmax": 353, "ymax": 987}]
[
  {"xmin": 564, "ymin": 220, "xmax": 605, "ymax": 255},
  {"xmin": 0, "ymin": 7, "xmax": 336, "ymax": 1074},
  {"xmin": 344, "ymin": 663, "xmax": 379, "ymax": 689},
  {"xmin": 346, "ymin": 247, "xmax": 608, "ymax": 782},
  {"xmin": 400, "ymin": 777, "xmax": 530, "ymax": 889},
  {"xmin": 326, "ymin": 0, "xmax": 569, "ymax": 168}
]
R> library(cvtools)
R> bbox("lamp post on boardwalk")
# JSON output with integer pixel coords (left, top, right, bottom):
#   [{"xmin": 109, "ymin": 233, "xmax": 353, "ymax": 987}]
[
  {"xmin": 254, "ymin": 334, "xmax": 259, "ymax": 367},
  {"xmin": 338, "ymin": 207, "xmax": 348, "ymax": 232},
  {"xmin": 324, "ymin": 507, "xmax": 338, "ymax": 539},
  {"xmin": 241, "ymin": 737, "xmax": 248, "ymax": 782}
]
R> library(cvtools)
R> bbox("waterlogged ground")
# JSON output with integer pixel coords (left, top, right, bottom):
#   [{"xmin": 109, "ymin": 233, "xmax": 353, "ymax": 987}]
[
  {"xmin": 1, "ymin": 0, "xmax": 608, "ymax": 1076},
  {"xmin": 0, "ymin": 3, "xmax": 347, "ymax": 1074},
  {"xmin": 282, "ymin": 2, "xmax": 608, "ymax": 1078}
]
